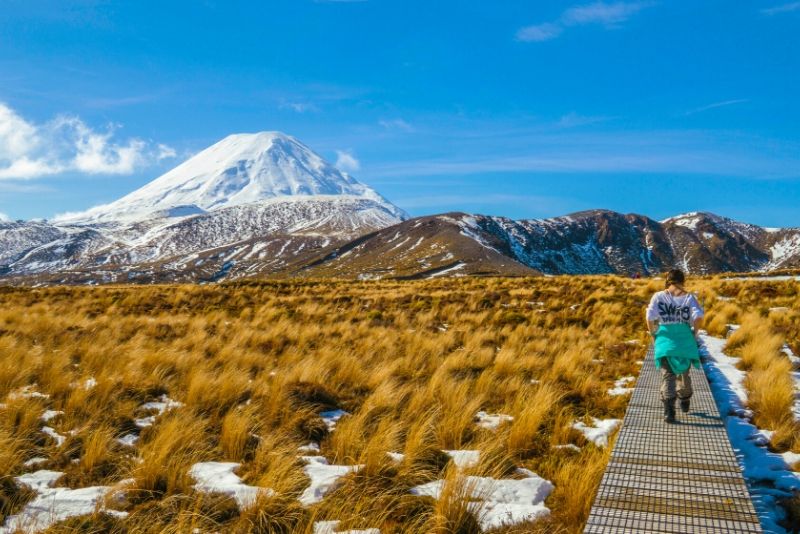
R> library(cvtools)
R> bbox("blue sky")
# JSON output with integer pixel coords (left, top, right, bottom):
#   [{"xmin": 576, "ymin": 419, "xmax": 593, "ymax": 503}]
[{"xmin": 0, "ymin": 0, "xmax": 798, "ymax": 226}]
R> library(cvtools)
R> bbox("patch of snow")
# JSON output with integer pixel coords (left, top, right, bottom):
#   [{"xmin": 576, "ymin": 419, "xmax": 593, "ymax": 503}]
[
  {"xmin": 410, "ymin": 469, "xmax": 554, "ymax": 531},
  {"xmin": 8, "ymin": 385, "xmax": 49, "ymax": 400},
  {"xmin": 189, "ymin": 461, "xmax": 273, "ymax": 508},
  {"xmin": 15, "ymin": 471, "xmax": 64, "ymax": 492},
  {"xmin": 662, "ymin": 212, "xmax": 702, "ymax": 230},
  {"xmin": 299, "ymin": 456, "xmax": 361, "ymax": 505},
  {"xmin": 607, "ymin": 376, "xmax": 636, "ymax": 397},
  {"xmin": 139, "ymin": 394, "xmax": 183, "ymax": 414},
  {"xmin": 313, "ymin": 520, "xmax": 380, "ymax": 534},
  {"xmin": 386, "ymin": 452, "xmax": 405, "ymax": 463},
  {"xmin": 699, "ymin": 333, "xmax": 749, "ymax": 409},
  {"xmin": 40, "ymin": 410, "xmax": 63, "ymax": 422},
  {"xmin": 2, "ymin": 470, "xmax": 126, "ymax": 533},
  {"xmin": 700, "ymin": 334, "xmax": 800, "ymax": 532},
  {"xmin": 116, "ymin": 433, "xmax": 139, "ymax": 447},
  {"xmin": 781, "ymin": 451, "xmax": 800, "ymax": 467},
  {"xmin": 723, "ymin": 275, "xmax": 800, "ymax": 282},
  {"xmin": 135, "ymin": 394, "xmax": 183, "ymax": 427},
  {"xmin": 41, "ymin": 426, "xmax": 66, "ymax": 446},
  {"xmin": 299, "ymin": 442, "xmax": 321, "ymax": 454},
  {"xmin": 553, "ymin": 444, "xmax": 581, "ymax": 452},
  {"xmin": 427, "ymin": 262, "xmax": 466, "ymax": 278},
  {"xmin": 443, "ymin": 450, "xmax": 481, "ymax": 469},
  {"xmin": 320, "ymin": 409, "xmax": 349, "ymax": 432},
  {"xmin": 572, "ymin": 418, "xmax": 621, "ymax": 448},
  {"xmin": 23, "ymin": 457, "xmax": 49, "ymax": 468},
  {"xmin": 475, "ymin": 411, "xmax": 514, "ymax": 431},
  {"xmin": 134, "ymin": 416, "xmax": 156, "ymax": 428}
]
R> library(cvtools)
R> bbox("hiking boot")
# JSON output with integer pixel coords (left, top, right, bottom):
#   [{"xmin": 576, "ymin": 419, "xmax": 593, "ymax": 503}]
[
  {"xmin": 679, "ymin": 397, "xmax": 690, "ymax": 413},
  {"xmin": 663, "ymin": 399, "xmax": 676, "ymax": 424}
]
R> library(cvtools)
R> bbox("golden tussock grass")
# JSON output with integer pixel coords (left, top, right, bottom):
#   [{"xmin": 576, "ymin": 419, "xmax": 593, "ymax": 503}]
[{"xmin": 0, "ymin": 275, "xmax": 797, "ymax": 532}]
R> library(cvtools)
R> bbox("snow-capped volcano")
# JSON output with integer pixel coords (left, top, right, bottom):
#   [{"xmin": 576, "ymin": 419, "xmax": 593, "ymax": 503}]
[{"xmin": 60, "ymin": 131, "xmax": 405, "ymax": 223}]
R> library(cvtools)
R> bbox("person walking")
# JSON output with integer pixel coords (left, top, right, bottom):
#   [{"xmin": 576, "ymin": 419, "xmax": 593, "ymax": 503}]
[{"xmin": 645, "ymin": 269, "xmax": 704, "ymax": 423}]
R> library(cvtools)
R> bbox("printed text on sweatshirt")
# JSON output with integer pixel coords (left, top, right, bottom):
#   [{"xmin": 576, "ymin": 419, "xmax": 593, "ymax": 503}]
[{"xmin": 646, "ymin": 290, "xmax": 704, "ymax": 325}]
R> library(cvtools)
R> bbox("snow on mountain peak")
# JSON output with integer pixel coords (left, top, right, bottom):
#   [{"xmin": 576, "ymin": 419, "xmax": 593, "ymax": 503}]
[{"xmin": 57, "ymin": 131, "xmax": 405, "ymax": 223}]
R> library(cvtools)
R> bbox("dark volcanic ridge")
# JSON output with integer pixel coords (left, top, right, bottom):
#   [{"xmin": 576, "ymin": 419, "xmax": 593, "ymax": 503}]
[{"xmin": 2, "ymin": 209, "xmax": 799, "ymax": 285}]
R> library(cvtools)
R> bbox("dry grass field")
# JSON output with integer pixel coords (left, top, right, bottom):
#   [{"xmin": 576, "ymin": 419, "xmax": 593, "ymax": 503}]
[{"xmin": 0, "ymin": 274, "xmax": 798, "ymax": 533}]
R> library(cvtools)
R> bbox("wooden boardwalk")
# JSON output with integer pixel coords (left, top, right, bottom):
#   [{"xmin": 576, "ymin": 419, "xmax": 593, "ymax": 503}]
[{"xmin": 583, "ymin": 345, "xmax": 763, "ymax": 533}]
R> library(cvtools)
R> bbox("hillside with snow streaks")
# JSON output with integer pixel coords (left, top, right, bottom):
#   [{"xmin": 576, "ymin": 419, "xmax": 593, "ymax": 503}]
[{"xmin": 287, "ymin": 211, "xmax": 800, "ymax": 280}]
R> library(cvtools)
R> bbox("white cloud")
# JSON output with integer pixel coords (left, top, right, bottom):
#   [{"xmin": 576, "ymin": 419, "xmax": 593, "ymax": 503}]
[
  {"xmin": 761, "ymin": 2, "xmax": 800, "ymax": 15},
  {"xmin": 335, "ymin": 150, "xmax": 361, "ymax": 173},
  {"xmin": 562, "ymin": 1, "xmax": 651, "ymax": 26},
  {"xmin": 0, "ymin": 102, "xmax": 176, "ymax": 180},
  {"xmin": 517, "ymin": 1, "xmax": 654, "ymax": 42},
  {"xmin": 279, "ymin": 100, "xmax": 318, "ymax": 113},
  {"xmin": 0, "ymin": 212, "xmax": 10, "ymax": 222},
  {"xmin": 685, "ymin": 99, "xmax": 748, "ymax": 115},
  {"xmin": 516, "ymin": 23, "xmax": 564, "ymax": 42},
  {"xmin": 157, "ymin": 144, "xmax": 177, "ymax": 161},
  {"xmin": 558, "ymin": 112, "xmax": 614, "ymax": 127},
  {"xmin": 379, "ymin": 118, "xmax": 415, "ymax": 132}
]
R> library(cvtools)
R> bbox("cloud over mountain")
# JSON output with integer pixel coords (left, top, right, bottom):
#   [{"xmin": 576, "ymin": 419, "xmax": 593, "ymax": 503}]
[{"xmin": 0, "ymin": 102, "xmax": 175, "ymax": 180}]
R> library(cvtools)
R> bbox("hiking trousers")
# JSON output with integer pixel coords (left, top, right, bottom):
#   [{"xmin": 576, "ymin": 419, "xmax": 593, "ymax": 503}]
[{"xmin": 660, "ymin": 359, "xmax": 692, "ymax": 401}]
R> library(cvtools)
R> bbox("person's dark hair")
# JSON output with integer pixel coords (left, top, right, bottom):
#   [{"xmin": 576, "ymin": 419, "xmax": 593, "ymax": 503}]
[{"xmin": 665, "ymin": 268, "xmax": 685, "ymax": 288}]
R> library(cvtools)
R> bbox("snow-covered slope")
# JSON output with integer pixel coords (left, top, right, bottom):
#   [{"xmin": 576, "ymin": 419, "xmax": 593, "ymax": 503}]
[
  {"xmin": 58, "ymin": 132, "xmax": 406, "ymax": 223},
  {"xmin": 0, "ymin": 132, "xmax": 409, "ymax": 283}
]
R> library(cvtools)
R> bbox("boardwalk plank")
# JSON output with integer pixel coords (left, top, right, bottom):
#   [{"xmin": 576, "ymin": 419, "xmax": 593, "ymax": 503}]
[{"xmin": 582, "ymin": 345, "xmax": 762, "ymax": 533}]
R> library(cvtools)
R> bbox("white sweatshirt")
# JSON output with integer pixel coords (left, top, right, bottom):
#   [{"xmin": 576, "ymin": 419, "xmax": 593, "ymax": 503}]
[{"xmin": 646, "ymin": 290, "xmax": 704, "ymax": 325}]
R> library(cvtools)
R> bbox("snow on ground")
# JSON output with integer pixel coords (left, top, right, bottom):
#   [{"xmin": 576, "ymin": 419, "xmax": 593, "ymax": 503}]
[
  {"xmin": 410, "ymin": 468, "xmax": 554, "ymax": 531},
  {"xmin": 313, "ymin": 520, "xmax": 380, "ymax": 534},
  {"xmin": 299, "ymin": 442, "xmax": 321, "ymax": 454},
  {"xmin": 722, "ymin": 275, "xmax": 800, "ymax": 282},
  {"xmin": 699, "ymin": 333, "xmax": 800, "ymax": 533},
  {"xmin": 23, "ymin": 457, "xmax": 48, "ymax": 468},
  {"xmin": 139, "ymin": 394, "xmax": 183, "ymax": 414},
  {"xmin": 572, "ymin": 418, "xmax": 621, "ymax": 447},
  {"xmin": 427, "ymin": 262, "xmax": 466, "ymax": 278},
  {"xmin": 699, "ymin": 333, "xmax": 750, "ymax": 413},
  {"xmin": 607, "ymin": 376, "xmax": 636, "ymax": 396},
  {"xmin": 40, "ymin": 410, "xmax": 63, "ymax": 422},
  {"xmin": 299, "ymin": 456, "xmax": 361, "ymax": 505},
  {"xmin": 475, "ymin": 411, "xmax": 514, "ymax": 430},
  {"xmin": 116, "ymin": 433, "xmax": 139, "ymax": 447},
  {"xmin": 1, "ymin": 470, "xmax": 126, "ymax": 533},
  {"xmin": 41, "ymin": 426, "xmax": 66, "ymax": 446},
  {"xmin": 320, "ymin": 409, "xmax": 349, "ymax": 432},
  {"xmin": 81, "ymin": 377, "xmax": 97, "ymax": 390},
  {"xmin": 443, "ymin": 450, "xmax": 481, "ymax": 469},
  {"xmin": 15, "ymin": 471, "xmax": 63, "ymax": 492},
  {"xmin": 134, "ymin": 394, "xmax": 183, "ymax": 428},
  {"xmin": 784, "ymin": 344, "xmax": 800, "ymax": 422},
  {"xmin": 189, "ymin": 461, "xmax": 273, "ymax": 508},
  {"xmin": 8, "ymin": 385, "xmax": 49, "ymax": 400},
  {"xmin": 386, "ymin": 452, "xmax": 405, "ymax": 463},
  {"xmin": 553, "ymin": 444, "xmax": 581, "ymax": 453}
]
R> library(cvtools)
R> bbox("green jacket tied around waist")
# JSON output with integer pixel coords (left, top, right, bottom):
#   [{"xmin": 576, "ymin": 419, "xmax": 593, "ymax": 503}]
[{"xmin": 654, "ymin": 323, "xmax": 701, "ymax": 375}]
